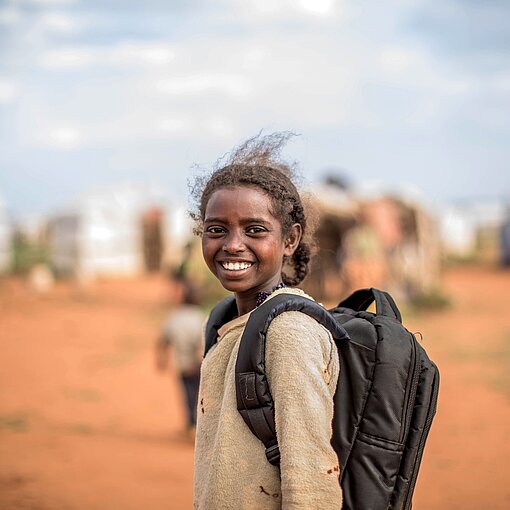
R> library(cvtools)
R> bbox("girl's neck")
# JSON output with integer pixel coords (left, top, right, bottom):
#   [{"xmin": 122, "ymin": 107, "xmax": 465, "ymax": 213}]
[
  {"xmin": 234, "ymin": 282, "xmax": 286, "ymax": 316},
  {"xmin": 254, "ymin": 282, "xmax": 287, "ymax": 308}
]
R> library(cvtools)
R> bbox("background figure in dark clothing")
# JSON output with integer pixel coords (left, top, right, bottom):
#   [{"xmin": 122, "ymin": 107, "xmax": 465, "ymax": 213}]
[
  {"xmin": 156, "ymin": 280, "xmax": 205, "ymax": 432},
  {"xmin": 501, "ymin": 209, "xmax": 510, "ymax": 267}
]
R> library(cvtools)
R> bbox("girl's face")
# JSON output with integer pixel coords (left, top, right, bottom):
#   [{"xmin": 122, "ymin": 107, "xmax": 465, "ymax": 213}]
[{"xmin": 202, "ymin": 185, "xmax": 301, "ymax": 310}]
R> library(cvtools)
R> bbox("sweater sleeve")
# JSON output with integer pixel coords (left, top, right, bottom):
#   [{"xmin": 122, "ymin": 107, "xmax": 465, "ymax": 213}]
[{"xmin": 266, "ymin": 311, "xmax": 342, "ymax": 510}]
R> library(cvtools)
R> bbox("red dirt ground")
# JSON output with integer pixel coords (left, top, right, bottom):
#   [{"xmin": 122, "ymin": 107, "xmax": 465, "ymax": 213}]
[{"xmin": 1, "ymin": 265, "xmax": 509, "ymax": 509}]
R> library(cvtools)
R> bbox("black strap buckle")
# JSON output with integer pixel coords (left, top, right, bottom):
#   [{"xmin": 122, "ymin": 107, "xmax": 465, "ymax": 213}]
[{"xmin": 265, "ymin": 444, "xmax": 281, "ymax": 466}]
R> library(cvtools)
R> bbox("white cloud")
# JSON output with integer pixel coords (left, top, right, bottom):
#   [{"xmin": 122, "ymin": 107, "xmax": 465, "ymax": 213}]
[
  {"xmin": 251, "ymin": 0, "xmax": 280, "ymax": 15},
  {"xmin": 240, "ymin": 47, "xmax": 267, "ymax": 71},
  {"xmin": 204, "ymin": 116, "xmax": 234, "ymax": 138},
  {"xmin": 0, "ymin": 79, "xmax": 19, "ymax": 104},
  {"xmin": 0, "ymin": 6, "xmax": 22, "ymax": 25},
  {"xmin": 10, "ymin": 3, "xmax": 508, "ymax": 152},
  {"xmin": 299, "ymin": 0, "xmax": 336, "ymax": 16},
  {"xmin": 38, "ymin": 42, "xmax": 177, "ymax": 69},
  {"xmin": 379, "ymin": 46, "xmax": 415, "ymax": 73},
  {"xmin": 158, "ymin": 115, "xmax": 235, "ymax": 140},
  {"xmin": 158, "ymin": 117, "xmax": 193, "ymax": 135},
  {"xmin": 112, "ymin": 42, "xmax": 176, "ymax": 66},
  {"xmin": 488, "ymin": 72, "xmax": 510, "ymax": 94},
  {"xmin": 23, "ymin": 30, "xmax": 368, "ymax": 151},
  {"xmin": 1, "ymin": 0, "xmax": 508, "ymax": 219},
  {"xmin": 378, "ymin": 44, "xmax": 475, "ymax": 97},
  {"xmin": 220, "ymin": 0, "xmax": 342, "ymax": 22},
  {"xmin": 37, "ymin": 12, "xmax": 76, "ymax": 33},
  {"xmin": 39, "ymin": 126, "xmax": 83, "ymax": 149},
  {"xmin": 39, "ymin": 47, "xmax": 95, "ymax": 69},
  {"xmin": 25, "ymin": 106, "xmax": 238, "ymax": 148},
  {"xmin": 156, "ymin": 74, "xmax": 252, "ymax": 97},
  {"xmin": 13, "ymin": 0, "xmax": 77, "ymax": 5}
]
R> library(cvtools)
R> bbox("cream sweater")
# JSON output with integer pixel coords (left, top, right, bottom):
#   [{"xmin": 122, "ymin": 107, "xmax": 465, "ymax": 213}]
[{"xmin": 194, "ymin": 288, "xmax": 342, "ymax": 509}]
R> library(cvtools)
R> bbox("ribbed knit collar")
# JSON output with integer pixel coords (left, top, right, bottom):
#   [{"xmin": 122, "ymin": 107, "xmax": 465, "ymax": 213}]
[{"xmin": 216, "ymin": 287, "xmax": 307, "ymax": 339}]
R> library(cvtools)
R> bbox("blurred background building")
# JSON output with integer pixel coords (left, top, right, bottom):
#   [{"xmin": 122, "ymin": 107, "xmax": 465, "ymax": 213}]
[
  {"xmin": 1, "ymin": 175, "xmax": 508, "ymax": 306},
  {"xmin": 47, "ymin": 184, "xmax": 189, "ymax": 279}
]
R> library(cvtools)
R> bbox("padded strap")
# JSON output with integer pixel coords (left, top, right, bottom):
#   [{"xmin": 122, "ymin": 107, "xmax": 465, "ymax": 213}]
[
  {"xmin": 235, "ymin": 293, "xmax": 350, "ymax": 467},
  {"xmin": 338, "ymin": 288, "xmax": 402, "ymax": 323},
  {"xmin": 203, "ymin": 295, "xmax": 238, "ymax": 356}
]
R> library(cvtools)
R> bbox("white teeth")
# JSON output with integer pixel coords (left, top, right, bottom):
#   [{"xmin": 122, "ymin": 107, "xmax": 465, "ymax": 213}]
[{"xmin": 222, "ymin": 261, "xmax": 252, "ymax": 271}]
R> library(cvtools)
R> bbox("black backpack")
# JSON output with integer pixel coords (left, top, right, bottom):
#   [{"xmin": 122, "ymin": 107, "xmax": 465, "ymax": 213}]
[{"xmin": 204, "ymin": 288, "xmax": 440, "ymax": 510}]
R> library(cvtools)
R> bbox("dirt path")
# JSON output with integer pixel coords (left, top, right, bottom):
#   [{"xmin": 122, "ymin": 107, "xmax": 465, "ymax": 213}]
[
  {"xmin": 410, "ymin": 265, "xmax": 510, "ymax": 509},
  {"xmin": 1, "ymin": 266, "xmax": 509, "ymax": 509}
]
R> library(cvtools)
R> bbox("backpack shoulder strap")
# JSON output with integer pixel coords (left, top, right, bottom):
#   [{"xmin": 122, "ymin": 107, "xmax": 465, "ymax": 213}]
[
  {"xmin": 204, "ymin": 295, "xmax": 238, "ymax": 357},
  {"xmin": 338, "ymin": 287, "xmax": 402, "ymax": 323},
  {"xmin": 235, "ymin": 293, "xmax": 349, "ymax": 466}
]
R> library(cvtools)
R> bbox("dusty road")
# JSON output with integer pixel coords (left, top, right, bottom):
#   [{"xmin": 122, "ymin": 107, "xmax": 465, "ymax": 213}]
[{"xmin": 1, "ymin": 266, "xmax": 509, "ymax": 509}]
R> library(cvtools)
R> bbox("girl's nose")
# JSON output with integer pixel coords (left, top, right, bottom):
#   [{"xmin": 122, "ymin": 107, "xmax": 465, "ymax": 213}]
[{"xmin": 223, "ymin": 232, "xmax": 245, "ymax": 253}]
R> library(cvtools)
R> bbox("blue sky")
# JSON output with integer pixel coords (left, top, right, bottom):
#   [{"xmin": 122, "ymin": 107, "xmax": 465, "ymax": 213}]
[{"xmin": 0, "ymin": 0, "xmax": 509, "ymax": 218}]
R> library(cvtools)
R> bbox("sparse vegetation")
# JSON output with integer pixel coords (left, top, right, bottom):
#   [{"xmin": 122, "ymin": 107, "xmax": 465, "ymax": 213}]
[
  {"xmin": 410, "ymin": 288, "xmax": 452, "ymax": 310},
  {"xmin": 11, "ymin": 233, "xmax": 50, "ymax": 275},
  {"xmin": 0, "ymin": 412, "xmax": 31, "ymax": 432}
]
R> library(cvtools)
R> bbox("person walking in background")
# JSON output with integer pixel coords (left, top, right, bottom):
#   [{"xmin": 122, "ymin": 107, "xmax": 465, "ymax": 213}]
[
  {"xmin": 501, "ymin": 206, "xmax": 510, "ymax": 267},
  {"xmin": 156, "ymin": 279, "xmax": 206, "ymax": 434}
]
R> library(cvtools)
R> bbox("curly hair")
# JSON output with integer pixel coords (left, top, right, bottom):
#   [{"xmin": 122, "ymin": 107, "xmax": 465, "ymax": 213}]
[{"xmin": 189, "ymin": 132, "xmax": 316, "ymax": 286}]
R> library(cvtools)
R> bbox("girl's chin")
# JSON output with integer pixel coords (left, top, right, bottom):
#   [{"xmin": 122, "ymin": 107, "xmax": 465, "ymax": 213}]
[
  {"xmin": 218, "ymin": 277, "xmax": 280, "ymax": 296},
  {"xmin": 219, "ymin": 279, "xmax": 253, "ymax": 293},
  {"xmin": 217, "ymin": 276, "xmax": 264, "ymax": 296}
]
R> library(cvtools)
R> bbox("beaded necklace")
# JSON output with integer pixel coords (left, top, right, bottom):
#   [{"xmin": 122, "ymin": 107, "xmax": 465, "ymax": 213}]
[{"xmin": 254, "ymin": 282, "xmax": 287, "ymax": 308}]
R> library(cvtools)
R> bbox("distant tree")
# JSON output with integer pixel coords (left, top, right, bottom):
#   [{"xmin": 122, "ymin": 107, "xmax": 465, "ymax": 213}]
[{"xmin": 11, "ymin": 232, "xmax": 50, "ymax": 274}]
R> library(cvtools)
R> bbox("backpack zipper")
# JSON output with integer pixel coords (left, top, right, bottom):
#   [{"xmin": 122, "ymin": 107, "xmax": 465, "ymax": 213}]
[
  {"xmin": 399, "ymin": 337, "xmax": 420, "ymax": 443},
  {"xmin": 402, "ymin": 368, "xmax": 440, "ymax": 510}
]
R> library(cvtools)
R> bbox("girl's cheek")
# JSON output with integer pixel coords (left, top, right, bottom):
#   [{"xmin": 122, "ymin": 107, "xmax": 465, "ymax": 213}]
[{"xmin": 202, "ymin": 243, "xmax": 218, "ymax": 273}]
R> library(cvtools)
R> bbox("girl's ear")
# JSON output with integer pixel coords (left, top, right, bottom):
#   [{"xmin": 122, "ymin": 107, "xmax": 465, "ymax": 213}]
[{"xmin": 283, "ymin": 223, "xmax": 302, "ymax": 257}]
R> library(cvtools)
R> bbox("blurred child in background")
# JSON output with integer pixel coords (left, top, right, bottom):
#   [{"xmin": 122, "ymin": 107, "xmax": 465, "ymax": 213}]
[{"xmin": 156, "ymin": 278, "xmax": 205, "ymax": 434}]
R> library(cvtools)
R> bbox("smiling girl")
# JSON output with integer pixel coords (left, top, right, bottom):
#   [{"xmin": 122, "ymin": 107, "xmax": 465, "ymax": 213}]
[{"xmin": 191, "ymin": 133, "xmax": 342, "ymax": 509}]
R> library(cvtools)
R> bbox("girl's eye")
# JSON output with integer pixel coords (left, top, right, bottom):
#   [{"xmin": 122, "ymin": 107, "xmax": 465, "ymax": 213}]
[
  {"xmin": 246, "ymin": 226, "xmax": 267, "ymax": 235},
  {"xmin": 205, "ymin": 226, "xmax": 226, "ymax": 235}
]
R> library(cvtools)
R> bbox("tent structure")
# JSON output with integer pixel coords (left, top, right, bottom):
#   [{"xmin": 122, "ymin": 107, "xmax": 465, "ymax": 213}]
[
  {"xmin": 49, "ymin": 184, "xmax": 191, "ymax": 279},
  {"xmin": 302, "ymin": 183, "xmax": 441, "ymax": 303},
  {"xmin": 437, "ymin": 198, "xmax": 510, "ymax": 265},
  {"xmin": 302, "ymin": 183, "xmax": 358, "ymax": 300}
]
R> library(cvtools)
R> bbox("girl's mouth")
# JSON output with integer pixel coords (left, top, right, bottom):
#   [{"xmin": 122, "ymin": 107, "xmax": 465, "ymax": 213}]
[{"xmin": 220, "ymin": 261, "xmax": 253, "ymax": 271}]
